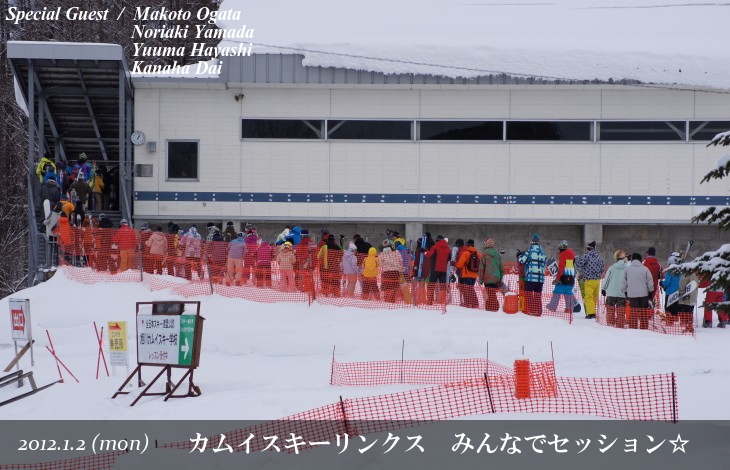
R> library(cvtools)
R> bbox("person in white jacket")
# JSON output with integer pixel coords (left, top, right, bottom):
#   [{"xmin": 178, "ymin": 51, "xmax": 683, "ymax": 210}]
[{"xmin": 621, "ymin": 253, "xmax": 654, "ymax": 329}]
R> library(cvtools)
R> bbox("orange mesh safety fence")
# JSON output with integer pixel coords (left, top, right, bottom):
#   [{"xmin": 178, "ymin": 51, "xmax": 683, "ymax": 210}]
[
  {"xmin": 331, "ymin": 358, "xmax": 522, "ymax": 386},
  {"xmin": 0, "ymin": 450, "xmax": 128, "ymax": 470},
  {"xmin": 593, "ymin": 279, "xmax": 696, "ymax": 337},
  {"xmin": 56, "ymin": 227, "xmax": 690, "ymax": 335},
  {"xmin": 161, "ymin": 369, "xmax": 678, "ymax": 453}
]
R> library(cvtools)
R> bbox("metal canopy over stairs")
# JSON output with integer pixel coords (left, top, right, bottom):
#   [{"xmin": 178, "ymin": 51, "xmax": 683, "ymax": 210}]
[{"xmin": 8, "ymin": 41, "xmax": 134, "ymax": 286}]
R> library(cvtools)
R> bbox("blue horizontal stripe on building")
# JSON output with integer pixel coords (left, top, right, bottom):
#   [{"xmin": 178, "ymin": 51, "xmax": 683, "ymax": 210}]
[{"xmin": 134, "ymin": 192, "xmax": 730, "ymax": 206}]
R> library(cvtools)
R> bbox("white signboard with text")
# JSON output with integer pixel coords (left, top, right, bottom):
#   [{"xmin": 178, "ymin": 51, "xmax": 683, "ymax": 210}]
[
  {"xmin": 137, "ymin": 314, "xmax": 196, "ymax": 366},
  {"xmin": 9, "ymin": 299, "xmax": 32, "ymax": 342}
]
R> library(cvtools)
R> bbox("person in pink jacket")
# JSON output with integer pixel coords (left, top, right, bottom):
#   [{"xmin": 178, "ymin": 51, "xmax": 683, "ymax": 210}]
[{"xmin": 145, "ymin": 226, "xmax": 168, "ymax": 275}]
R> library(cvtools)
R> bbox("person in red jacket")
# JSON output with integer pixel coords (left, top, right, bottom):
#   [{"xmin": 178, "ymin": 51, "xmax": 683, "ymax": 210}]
[
  {"xmin": 112, "ymin": 219, "xmax": 138, "ymax": 272},
  {"xmin": 700, "ymin": 274, "xmax": 727, "ymax": 328},
  {"xmin": 643, "ymin": 247, "xmax": 662, "ymax": 301},
  {"xmin": 455, "ymin": 239, "xmax": 480, "ymax": 309},
  {"xmin": 546, "ymin": 240, "xmax": 576, "ymax": 314},
  {"xmin": 425, "ymin": 235, "xmax": 451, "ymax": 305}
]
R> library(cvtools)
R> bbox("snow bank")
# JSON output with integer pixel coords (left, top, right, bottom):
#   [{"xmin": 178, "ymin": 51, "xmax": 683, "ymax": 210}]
[{"xmin": 0, "ymin": 270, "xmax": 728, "ymax": 420}]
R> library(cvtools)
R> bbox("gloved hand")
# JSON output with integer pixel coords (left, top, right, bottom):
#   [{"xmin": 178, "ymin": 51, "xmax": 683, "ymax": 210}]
[
  {"xmin": 601, "ymin": 289, "xmax": 606, "ymax": 297},
  {"xmin": 449, "ymin": 274, "xmax": 457, "ymax": 283},
  {"xmin": 516, "ymin": 249, "xmax": 523, "ymax": 257}
]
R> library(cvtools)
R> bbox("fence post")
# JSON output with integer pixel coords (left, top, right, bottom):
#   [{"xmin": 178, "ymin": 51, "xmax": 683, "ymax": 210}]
[
  {"xmin": 138, "ymin": 238, "xmax": 143, "ymax": 283},
  {"xmin": 205, "ymin": 255, "xmax": 214, "ymax": 295},
  {"xmin": 339, "ymin": 395, "xmax": 350, "ymax": 435},
  {"xmin": 330, "ymin": 345, "xmax": 336, "ymax": 385},
  {"xmin": 483, "ymin": 372, "xmax": 496, "ymax": 414},
  {"xmin": 400, "ymin": 339, "xmax": 405, "ymax": 384},
  {"xmin": 671, "ymin": 372, "xmax": 678, "ymax": 424}
]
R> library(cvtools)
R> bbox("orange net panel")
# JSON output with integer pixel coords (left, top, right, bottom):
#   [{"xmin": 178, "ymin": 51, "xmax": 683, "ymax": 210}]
[
  {"xmin": 55, "ymin": 228, "xmax": 689, "ymax": 335},
  {"xmin": 593, "ymin": 278, "xmax": 696, "ymax": 337},
  {"xmin": 161, "ymin": 370, "xmax": 677, "ymax": 452},
  {"xmin": 0, "ymin": 450, "xmax": 128, "ymax": 470},
  {"xmin": 329, "ymin": 358, "xmax": 551, "ymax": 386}
]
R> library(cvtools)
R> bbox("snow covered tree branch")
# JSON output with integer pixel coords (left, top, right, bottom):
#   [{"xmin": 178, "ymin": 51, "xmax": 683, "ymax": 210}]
[{"xmin": 675, "ymin": 129, "xmax": 730, "ymax": 313}]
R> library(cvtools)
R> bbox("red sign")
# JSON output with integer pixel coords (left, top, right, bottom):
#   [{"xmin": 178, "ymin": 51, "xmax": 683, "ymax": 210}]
[{"xmin": 11, "ymin": 309, "xmax": 25, "ymax": 332}]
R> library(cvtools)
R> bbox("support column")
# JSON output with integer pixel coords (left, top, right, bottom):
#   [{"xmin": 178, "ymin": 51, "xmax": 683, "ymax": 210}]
[
  {"xmin": 26, "ymin": 63, "xmax": 37, "ymax": 287},
  {"xmin": 405, "ymin": 222, "xmax": 424, "ymax": 248},
  {"xmin": 584, "ymin": 224, "xmax": 603, "ymax": 246}
]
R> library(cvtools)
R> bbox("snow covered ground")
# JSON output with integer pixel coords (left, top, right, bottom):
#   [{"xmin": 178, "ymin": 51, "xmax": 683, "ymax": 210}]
[{"xmin": 0, "ymin": 270, "xmax": 728, "ymax": 420}]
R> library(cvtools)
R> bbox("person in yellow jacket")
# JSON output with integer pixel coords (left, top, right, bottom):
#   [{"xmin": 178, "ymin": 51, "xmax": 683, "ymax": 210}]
[
  {"xmin": 36, "ymin": 154, "xmax": 56, "ymax": 183},
  {"xmin": 93, "ymin": 173, "xmax": 105, "ymax": 211},
  {"xmin": 361, "ymin": 247, "xmax": 380, "ymax": 300}
]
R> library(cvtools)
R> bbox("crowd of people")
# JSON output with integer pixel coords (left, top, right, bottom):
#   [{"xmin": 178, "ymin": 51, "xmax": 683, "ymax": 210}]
[
  {"xmin": 47, "ymin": 214, "xmax": 730, "ymax": 329},
  {"xmin": 37, "ymin": 152, "xmax": 119, "ymax": 219}
]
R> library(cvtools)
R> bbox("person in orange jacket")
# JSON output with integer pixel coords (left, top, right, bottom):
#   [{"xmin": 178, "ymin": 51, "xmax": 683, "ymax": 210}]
[
  {"xmin": 455, "ymin": 239, "xmax": 480, "ymax": 309},
  {"xmin": 112, "ymin": 219, "xmax": 138, "ymax": 272}
]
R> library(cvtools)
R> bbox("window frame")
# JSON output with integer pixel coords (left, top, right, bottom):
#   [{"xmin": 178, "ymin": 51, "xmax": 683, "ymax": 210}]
[
  {"xmin": 166, "ymin": 139, "xmax": 200, "ymax": 182},
  {"xmin": 241, "ymin": 118, "xmax": 326, "ymax": 141},
  {"xmin": 505, "ymin": 120, "xmax": 594, "ymax": 142},
  {"xmin": 326, "ymin": 118, "xmax": 414, "ymax": 141},
  {"xmin": 597, "ymin": 120, "xmax": 687, "ymax": 142},
  {"xmin": 417, "ymin": 119, "xmax": 505, "ymax": 142}
]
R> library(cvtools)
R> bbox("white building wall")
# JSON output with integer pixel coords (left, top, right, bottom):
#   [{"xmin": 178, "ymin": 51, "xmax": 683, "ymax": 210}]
[{"xmin": 133, "ymin": 84, "xmax": 728, "ymax": 222}]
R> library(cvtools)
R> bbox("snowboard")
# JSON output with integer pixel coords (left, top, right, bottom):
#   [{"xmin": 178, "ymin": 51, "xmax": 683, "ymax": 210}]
[
  {"xmin": 666, "ymin": 280, "xmax": 698, "ymax": 307},
  {"xmin": 43, "ymin": 199, "xmax": 52, "ymax": 238},
  {"xmin": 546, "ymin": 257, "xmax": 558, "ymax": 278}
]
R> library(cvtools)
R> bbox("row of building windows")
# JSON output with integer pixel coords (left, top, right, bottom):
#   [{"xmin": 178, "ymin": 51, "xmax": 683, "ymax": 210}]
[
  {"xmin": 241, "ymin": 119, "xmax": 730, "ymax": 142},
  {"xmin": 166, "ymin": 118, "xmax": 727, "ymax": 180}
]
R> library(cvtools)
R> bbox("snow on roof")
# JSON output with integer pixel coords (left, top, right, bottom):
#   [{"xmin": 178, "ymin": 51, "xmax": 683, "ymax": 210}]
[{"xmin": 216, "ymin": 0, "xmax": 730, "ymax": 89}]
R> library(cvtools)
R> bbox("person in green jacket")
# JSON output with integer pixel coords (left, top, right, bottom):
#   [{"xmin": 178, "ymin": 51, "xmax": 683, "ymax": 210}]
[
  {"xmin": 601, "ymin": 250, "xmax": 628, "ymax": 327},
  {"xmin": 478, "ymin": 238, "xmax": 504, "ymax": 312}
]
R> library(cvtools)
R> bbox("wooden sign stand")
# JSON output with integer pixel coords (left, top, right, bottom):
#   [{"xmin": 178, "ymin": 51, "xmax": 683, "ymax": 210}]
[{"xmin": 112, "ymin": 301, "xmax": 204, "ymax": 407}]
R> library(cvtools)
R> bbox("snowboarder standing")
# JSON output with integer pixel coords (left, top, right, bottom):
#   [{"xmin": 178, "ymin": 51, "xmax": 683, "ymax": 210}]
[
  {"xmin": 424, "ymin": 235, "xmax": 451, "ymax": 305},
  {"xmin": 601, "ymin": 250, "xmax": 628, "ymax": 327},
  {"xmin": 574, "ymin": 241, "xmax": 605, "ymax": 319},
  {"xmin": 517, "ymin": 234, "xmax": 546, "ymax": 316},
  {"xmin": 643, "ymin": 247, "xmax": 662, "ymax": 303},
  {"xmin": 478, "ymin": 238, "xmax": 504, "ymax": 312},
  {"xmin": 622, "ymin": 253, "xmax": 655, "ymax": 330},
  {"xmin": 455, "ymin": 239, "xmax": 480, "ymax": 309},
  {"xmin": 546, "ymin": 240, "xmax": 576, "ymax": 315}
]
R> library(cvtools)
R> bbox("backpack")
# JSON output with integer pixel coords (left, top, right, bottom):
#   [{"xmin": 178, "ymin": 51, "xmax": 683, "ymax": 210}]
[{"xmin": 467, "ymin": 251, "xmax": 480, "ymax": 273}]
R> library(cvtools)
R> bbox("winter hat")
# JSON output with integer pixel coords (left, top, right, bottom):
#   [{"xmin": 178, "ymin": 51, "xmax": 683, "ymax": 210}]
[
  {"xmin": 301, "ymin": 229, "xmax": 309, "ymax": 236},
  {"xmin": 586, "ymin": 241, "xmax": 596, "ymax": 250},
  {"xmin": 226, "ymin": 221, "xmax": 234, "ymax": 227},
  {"xmin": 207, "ymin": 222, "xmax": 215, "ymax": 229},
  {"xmin": 631, "ymin": 253, "xmax": 642, "ymax": 262},
  {"xmin": 237, "ymin": 232, "xmax": 244, "ymax": 238},
  {"xmin": 532, "ymin": 233, "xmax": 540, "ymax": 244},
  {"xmin": 60, "ymin": 194, "xmax": 68, "ymax": 200},
  {"xmin": 558, "ymin": 240, "xmax": 569, "ymax": 250},
  {"xmin": 283, "ymin": 241, "xmax": 293, "ymax": 249},
  {"xmin": 140, "ymin": 222, "xmax": 149, "ymax": 231},
  {"xmin": 668, "ymin": 252, "xmax": 681, "ymax": 265},
  {"xmin": 120, "ymin": 219, "xmax": 128, "ymax": 226},
  {"xmin": 382, "ymin": 239, "xmax": 391, "ymax": 248},
  {"xmin": 436, "ymin": 235, "xmax": 444, "ymax": 241},
  {"xmin": 78, "ymin": 152, "xmax": 87, "ymax": 161},
  {"xmin": 454, "ymin": 239, "xmax": 464, "ymax": 247},
  {"xmin": 485, "ymin": 238, "xmax": 494, "ymax": 248},
  {"xmin": 212, "ymin": 232, "xmax": 223, "ymax": 242},
  {"xmin": 99, "ymin": 213, "xmax": 107, "ymax": 219},
  {"xmin": 647, "ymin": 247, "xmax": 656, "ymax": 256},
  {"xmin": 466, "ymin": 239, "xmax": 475, "ymax": 247}
]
